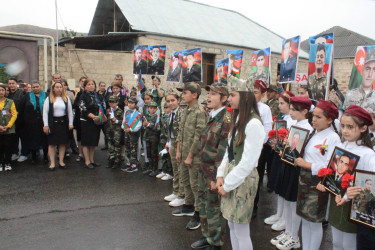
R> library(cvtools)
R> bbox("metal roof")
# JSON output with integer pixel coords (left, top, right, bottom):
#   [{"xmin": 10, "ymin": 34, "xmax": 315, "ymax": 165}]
[
  {"xmin": 300, "ymin": 26, "xmax": 375, "ymax": 58},
  {"xmin": 89, "ymin": 0, "xmax": 309, "ymax": 57}
]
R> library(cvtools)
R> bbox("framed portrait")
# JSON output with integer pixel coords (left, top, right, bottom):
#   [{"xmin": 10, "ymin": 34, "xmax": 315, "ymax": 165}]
[
  {"xmin": 181, "ymin": 48, "xmax": 202, "ymax": 83},
  {"xmin": 279, "ymin": 36, "xmax": 300, "ymax": 83},
  {"xmin": 147, "ymin": 45, "xmax": 166, "ymax": 75},
  {"xmin": 166, "ymin": 51, "xmax": 182, "ymax": 83},
  {"xmin": 215, "ymin": 58, "xmax": 229, "ymax": 84},
  {"xmin": 281, "ymin": 126, "xmax": 310, "ymax": 165},
  {"xmin": 226, "ymin": 49, "xmax": 243, "ymax": 79},
  {"xmin": 350, "ymin": 170, "xmax": 375, "ymax": 229},
  {"xmin": 322, "ymin": 147, "xmax": 360, "ymax": 196},
  {"xmin": 250, "ymin": 47, "xmax": 271, "ymax": 87},
  {"xmin": 133, "ymin": 45, "xmax": 148, "ymax": 74},
  {"xmin": 269, "ymin": 120, "xmax": 287, "ymax": 150}
]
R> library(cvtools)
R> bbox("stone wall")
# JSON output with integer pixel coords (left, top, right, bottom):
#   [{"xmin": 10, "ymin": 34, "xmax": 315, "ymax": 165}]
[{"xmin": 333, "ymin": 58, "xmax": 354, "ymax": 95}]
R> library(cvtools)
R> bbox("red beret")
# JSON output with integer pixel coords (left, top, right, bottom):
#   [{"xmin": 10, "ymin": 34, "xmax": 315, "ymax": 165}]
[
  {"xmin": 290, "ymin": 96, "xmax": 312, "ymax": 110},
  {"xmin": 280, "ymin": 91, "xmax": 295, "ymax": 103},
  {"xmin": 254, "ymin": 80, "xmax": 267, "ymax": 94},
  {"xmin": 316, "ymin": 100, "xmax": 339, "ymax": 120},
  {"xmin": 344, "ymin": 105, "xmax": 373, "ymax": 126}
]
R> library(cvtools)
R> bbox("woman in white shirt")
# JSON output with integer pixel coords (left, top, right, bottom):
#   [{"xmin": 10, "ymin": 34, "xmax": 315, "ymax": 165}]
[
  {"xmin": 43, "ymin": 82, "xmax": 73, "ymax": 170},
  {"xmin": 217, "ymin": 76, "xmax": 265, "ymax": 250}
]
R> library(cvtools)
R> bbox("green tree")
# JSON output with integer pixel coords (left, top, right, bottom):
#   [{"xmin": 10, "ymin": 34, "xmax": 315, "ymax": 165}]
[
  {"xmin": 0, "ymin": 65, "xmax": 11, "ymax": 83},
  {"xmin": 61, "ymin": 28, "xmax": 77, "ymax": 38}
]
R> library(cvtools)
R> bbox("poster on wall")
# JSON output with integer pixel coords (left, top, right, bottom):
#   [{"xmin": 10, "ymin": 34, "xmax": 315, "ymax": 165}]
[
  {"xmin": 181, "ymin": 48, "xmax": 202, "ymax": 83},
  {"xmin": 147, "ymin": 45, "xmax": 166, "ymax": 75},
  {"xmin": 226, "ymin": 49, "xmax": 243, "ymax": 79},
  {"xmin": 215, "ymin": 58, "xmax": 229, "ymax": 84},
  {"xmin": 279, "ymin": 36, "xmax": 300, "ymax": 83},
  {"xmin": 307, "ymin": 43, "xmax": 333, "ymax": 101},
  {"xmin": 166, "ymin": 51, "xmax": 182, "ymax": 82},
  {"xmin": 249, "ymin": 47, "xmax": 271, "ymax": 86},
  {"xmin": 133, "ymin": 45, "xmax": 148, "ymax": 74}
]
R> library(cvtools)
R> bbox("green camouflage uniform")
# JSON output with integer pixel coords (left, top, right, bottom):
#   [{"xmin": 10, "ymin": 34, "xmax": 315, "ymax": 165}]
[
  {"xmin": 248, "ymin": 70, "xmax": 269, "ymax": 86},
  {"xmin": 124, "ymin": 109, "xmax": 141, "ymax": 166},
  {"xmin": 160, "ymin": 112, "xmax": 172, "ymax": 175},
  {"xmin": 177, "ymin": 102, "xmax": 207, "ymax": 209},
  {"xmin": 308, "ymin": 73, "xmax": 327, "ymax": 101},
  {"xmin": 198, "ymin": 108, "xmax": 231, "ymax": 246},
  {"xmin": 353, "ymin": 189, "xmax": 375, "ymax": 217},
  {"xmin": 143, "ymin": 110, "xmax": 161, "ymax": 171},
  {"xmin": 266, "ymin": 98, "xmax": 280, "ymax": 118},
  {"xmin": 105, "ymin": 107, "xmax": 124, "ymax": 164},
  {"xmin": 342, "ymin": 87, "xmax": 375, "ymax": 110}
]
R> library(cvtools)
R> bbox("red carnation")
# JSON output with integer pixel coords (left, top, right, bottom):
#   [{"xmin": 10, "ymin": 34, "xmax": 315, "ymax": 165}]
[
  {"xmin": 227, "ymin": 107, "xmax": 233, "ymax": 113},
  {"xmin": 341, "ymin": 173, "xmax": 354, "ymax": 190},
  {"xmin": 268, "ymin": 130, "xmax": 276, "ymax": 139},
  {"xmin": 277, "ymin": 128, "xmax": 289, "ymax": 140},
  {"xmin": 318, "ymin": 168, "xmax": 334, "ymax": 178}
]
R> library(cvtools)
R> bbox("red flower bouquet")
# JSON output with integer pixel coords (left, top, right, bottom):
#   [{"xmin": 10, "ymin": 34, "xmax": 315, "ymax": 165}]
[
  {"xmin": 277, "ymin": 128, "xmax": 289, "ymax": 140},
  {"xmin": 341, "ymin": 173, "xmax": 354, "ymax": 190},
  {"xmin": 268, "ymin": 130, "xmax": 276, "ymax": 139}
]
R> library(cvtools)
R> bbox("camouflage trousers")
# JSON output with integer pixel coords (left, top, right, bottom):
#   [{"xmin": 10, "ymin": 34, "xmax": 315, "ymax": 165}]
[
  {"xmin": 146, "ymin": 140, "xmax": 158, "ymax": 171},
  {"xmin": 170, "ymin": 139, "xmax": 185, "ymax": 199},
  {"xmin": 161, "ymin": 153, "xmax": 173, "ymax": 175},
  {"xmin": 179, "ymin": 152, "xmax": 199, "ymax": 210},
  {"xmin": 198, "ymin": 168, "xmax": 226, "ymax": 246},
  {"xmin": 106, "ymin": 127, "xmax": 122, "ymax": 164},
  {"xmin": 124, "ymin": 131, "xmax": 140, "ymax": 165}
]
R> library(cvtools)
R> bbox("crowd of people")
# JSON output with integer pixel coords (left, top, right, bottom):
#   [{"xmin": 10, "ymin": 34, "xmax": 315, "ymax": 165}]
[{"xmin": 1, "ymin": 69, "xmax": 375, "ymax": 250}]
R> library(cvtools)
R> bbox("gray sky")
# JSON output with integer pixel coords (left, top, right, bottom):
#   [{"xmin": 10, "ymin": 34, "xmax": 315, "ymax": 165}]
[{"xmin": 1, "ymin": 0, "xmax": 375, "ymax": 42}]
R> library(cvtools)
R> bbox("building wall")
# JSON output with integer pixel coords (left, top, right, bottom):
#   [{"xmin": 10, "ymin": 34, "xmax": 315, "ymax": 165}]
[{"xmin": 333, "ymin": 58, "xmax": 354, "ymax": 95}]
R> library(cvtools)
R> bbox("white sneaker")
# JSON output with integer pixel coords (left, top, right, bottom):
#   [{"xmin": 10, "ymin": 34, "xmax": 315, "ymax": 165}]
[
  {"xmin": 164, "ymin": 193, "xmax": 177, "ymax": 202},
  {"xmin": 17, "ymin": 155, "xmax": 28, "ymax": 162},
  {"xmin": 4, "ymin": 165, "xmax": 12, "ymax": 171},
  {"xmin": 264, "ymin": 214, "xmax": 280, "ymax": 225},
  {"xmin": 169, "ymin": 198, "xmax": 185, "ymax": 207},
  {"xmin": 277, "ymin": 236, "xmax": 300, "ymax": 250},
  {"xmin": 161, "ymin": 174, "xmax": 173, "ymax": 181},
  {"xmin": 11, "ymin": 154, "xmax": 19, "ymax": 161},
  {"xmin": 270, "ymin": 231, "xmax": 288, "ymax": 246},
  {"xmin": 272, "ymin": 217, "xmax": 286, "ymax": 231},
  {"xmin": 0, "ymin": 166, "xmax": 3, "ymax": 171},
  {"xmin": 156, "ymin": 172, "xmax": 165, "ymax": 178}
]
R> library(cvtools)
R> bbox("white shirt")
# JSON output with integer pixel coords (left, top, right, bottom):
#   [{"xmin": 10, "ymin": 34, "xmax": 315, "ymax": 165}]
[
  {"xmin": 209, "ymin": 106, "xmax": 226, "ymax": 119},
  {"xmin": 294, "ymin": 119, "xmax": 313, "ymax": 133},
  {"xmin": 217, "ymin": 117, "xmax": 266, "ymax": 192},
  {"xmin": 257, "ymin": 101, "xmax": 273, "ymax": 143},
  {"xmin": 43, "ymin": 97, "xmax": 73, "ymax": 126},
  {"xmin": 303, "ymin": 126, "xmax": 341, "ymax": 175},
  {"xmin": 338, "ymin": 141, "xmax": 375, "ymax": 172},
  {"xmin": 283, "ymin": 114, "xmax": 295, "ymax": 129},
  {"xmin": 136, "ymin": 91, "xmax": 145, "ymax": 108}
]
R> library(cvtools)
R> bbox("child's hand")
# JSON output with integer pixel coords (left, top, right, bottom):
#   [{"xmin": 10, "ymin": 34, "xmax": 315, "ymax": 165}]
[
  {"xmin": 316, "ymin": 182, "xmax": 326, "ymax": 192},
  {"xmin": 335, "ymin": 195, "xmax": 346, "ymax": 206},
  {"xmin": 143, "ymin": 121, "xmax": 149, "ymax": 126},
  {"xmin": 124, "ymin": 128, "xmax": 130, "ymax": 133},
  {"xmin": 111, "ymin": 117, "xmax": 117, "ymax": 122}
]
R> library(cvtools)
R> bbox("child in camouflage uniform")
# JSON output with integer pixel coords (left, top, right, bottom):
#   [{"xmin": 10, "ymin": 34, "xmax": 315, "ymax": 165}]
[
  {"xmin": 141, "ymin": 91, "xmax": 154, "ymax": 168},
  {"xmin": 105, "ymin": 95, "xmax": 124, "ymax": 169},
  {"xmin": 142, "ymin": 101, "xmax": 161, "ymax": 176},
  {"xmin": 121, "ymin": 97, "xmax": 142, "ymax": 173}
]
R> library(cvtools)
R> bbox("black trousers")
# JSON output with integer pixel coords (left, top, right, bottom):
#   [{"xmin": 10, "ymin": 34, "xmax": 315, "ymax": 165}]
[
  {"xmin": 254, "ymin": 144, "xmax": 274, "ymax": 210},
  {"xmin": 357, "ymin": 225, "xmax": 375, "ymax": 250},
  {"xmin": 0, "ymin": 134, "xmax": 12, "ymax": 165}
]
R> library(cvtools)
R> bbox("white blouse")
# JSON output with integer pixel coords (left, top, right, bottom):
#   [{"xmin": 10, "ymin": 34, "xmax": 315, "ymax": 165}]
[
  {"xmin": 43, "ymin": 97, "xmax": 73, "ymax": 126},
  {"xmin": 217, "ymin": 117, "xmax": 266, "ymax": 192},
  {"xmin": 257, "ymin": 101, "xmax": 273, "ymax": 143},
  {"xmin": 303, "ymin": 126, "xmax": 341, "ymax": 175},
  {"xmin": 283, "ymin": 114, "xmax": 295, "ymax": 129},
  {"xmin": 339, "ymin": 141, "xmax": 375, "ymax": 172}
]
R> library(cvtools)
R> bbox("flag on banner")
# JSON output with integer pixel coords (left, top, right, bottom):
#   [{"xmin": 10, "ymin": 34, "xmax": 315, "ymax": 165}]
[
  {"xmin": 349, "ymin": 46, "xmax": 375, "ymax": 90},
  {"xmin": 226, "ymin": 49, "xmax": 243, "ymax": 78},
  {"xmin": 138, "ymin": 71, "xmax": 145, "ymax": 91}
]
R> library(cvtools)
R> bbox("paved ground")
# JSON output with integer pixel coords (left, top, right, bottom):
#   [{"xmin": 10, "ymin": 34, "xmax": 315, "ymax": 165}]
[{"xmin": 0, "ymin": 143, "xmax": 333, "ymax": 249}]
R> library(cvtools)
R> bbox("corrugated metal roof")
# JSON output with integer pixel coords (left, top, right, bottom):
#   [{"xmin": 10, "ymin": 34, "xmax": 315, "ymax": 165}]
[
  {"xmin": 90, "ymin": 0, "xmax": 309, "ymax": 57},
  {"xmin": 300, "ymin": 26, "xmax": 375, "ymax": 58}
]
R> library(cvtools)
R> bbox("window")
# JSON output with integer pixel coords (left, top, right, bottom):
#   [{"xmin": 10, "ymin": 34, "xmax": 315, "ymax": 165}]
[{"xmin": 202, "ymin": 53, "xmax": 215, "ymax": 87}]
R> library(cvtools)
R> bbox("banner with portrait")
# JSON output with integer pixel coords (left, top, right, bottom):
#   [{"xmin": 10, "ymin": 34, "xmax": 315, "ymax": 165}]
[
  {"xmin": 133, "ymin": 45, "xmax": 148, "ymax": 74},
  {"xmin": 147, "ymin": 45, "xmax": 166, "ymax": 75},
  {"xmin": 226, "ymin": 49, "xmax": 243, "ymax": 79},
  {"xmin": 215, "ymin": 58, "xmax": 229, "ymax": 84},
  {"xmin": 166, "ymin": 51, "xmax": 182, "ymax": 83},
  {"xmin": 181, "ymin": 48, "xmax": 202, "ymax": 83},
  {"xmin": 279, "ymin": 36, "xmax": 300, "ymax": 83},
  {"xmin": 281, "ymin": 126, "xmax": 310, "ymax": 165},
  {"xmin": 250, "ymin": 47, "xmax": 271, "ymax": 87},
  {"xmin": 307, "ymin": 43, "xmax": 333, "ymax": 101}
]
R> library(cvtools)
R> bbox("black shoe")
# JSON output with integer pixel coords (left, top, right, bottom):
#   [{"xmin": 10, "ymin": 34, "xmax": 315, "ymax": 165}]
[
  {"xmin": 252, "ymin": 208, "xmax": 257, "ymax": 219},
  {"xmin": 322, "ymin": 220, "xmax": 329, "ymax": 228},
  {"xmin": 149, "ymin": 170, "xmax": 159, "ymax": 177},
  {"xmin": 143, "ymin": 169, "xmax": 152, "ymax": 175},
  {"xmin": 186, "ymin": 212, "xmax": 201, "ymax": 230},
  {"xmin": 101, "ymin": 146, "xmax": 108, "ymax": 150},
  {"xmin": 92, "ymin": 162, "xmax": 101, "ymax": 167},
  {"xmin": 72, "ymin": 148, "xmax": 79, "ymax": 154},
  {"xmin": 85, "ymin": 163, "xmax": 95, "ymax": 169},
  {"xmin": 191, "ymin": 238, "xmax": 209, "ymax": 249},
  {"xmin": 59, "ymin": 164, "xmax": 67, "ymax": 169},
  {"xmin": 48, "ymin": 166, "xmax": 55, "ymax": 171},
  {"xmin": 121, "ymin": 164, "xmax": 130, "ymax": 172},
  {"xmin": 172, "ymin": 205, "xmax": 195, "ymax": 217}
]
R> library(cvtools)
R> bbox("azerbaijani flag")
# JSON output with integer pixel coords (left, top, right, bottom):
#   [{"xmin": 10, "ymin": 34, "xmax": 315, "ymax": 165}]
[
  {"xmin": 98, "ymin": 104, "xmax": 107, "ymax": 124},
  {"xmin": 155, "ymin": 110, "xmax": 161, "ymax": 128},
  {"xmin": 138, "ymin": 71, "xmax": 145, "ymax": 91},
  {"xmin": 124, "ymin": 110, "xmax": 141, "ymax": 130},
  {"xmin": 348, "ymin": 46, "xmax": 375, "ymax": 90}
]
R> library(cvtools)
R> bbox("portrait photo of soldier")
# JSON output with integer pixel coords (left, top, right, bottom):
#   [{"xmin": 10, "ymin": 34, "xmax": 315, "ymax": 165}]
[
  {"xmin": 282, "ymin": 126, "xmax": 309, "ymax": 164},
  {"xmin": 182, "ymin": 49, "xmax": 202, "ymax": 83},
  {"xmin": 167, "ymin": 52, "xmax": 182, "ymax": 82},
  {"xmin": 133, "ymin": 45, "xmax": 148, "ymax": 74},
  {"xmin": 280, "ymin": 37, "xmax": 299, "ymax": 83},
  {"xmin": 147, "ymin": 45, "xmax": 166, "ymax": 75},
  {"xmin": 249, "ymin": 49, "xmax": 270, "ymax": 86}
]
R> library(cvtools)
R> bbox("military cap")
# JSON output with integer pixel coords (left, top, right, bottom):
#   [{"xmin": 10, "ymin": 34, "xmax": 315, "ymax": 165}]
[
  {"xmin": 144, "ymin": 90, "xmax": 153, "ymax": 98},
  {"xmin": 254, "ymin": 80, "xmax": 267, "ymax": 94},
  {"xmin": 267, "ymin": 84, "xmax": 278, "ymax": 92},
  {"xmin": 365, "ymin": 48, "xmax": 375, "ymax": 64},
  {"xmin": 108, "ymin": 95, "xmax": 119, "ymax": 102},
  {"xmin": 205, "ymin": 82, "xmax": 229, "ymax": 96},
  {"xmin": 131, "ymin": 86, "xmax": 137, "ymax": 92},
  {"xmin": 128, "ymin": 97, "xmax": 138, "ymax": 103},
  {"xmin": 148, "ymin": 101, "xmax": 158, "ymax": 107},
  {"xmin": 176, "ymin": 82, "xmax": 201, "ymax": 95},
  {"xmin": 227, "ymin": 74, "xmax": 253, "ymax": 92}
]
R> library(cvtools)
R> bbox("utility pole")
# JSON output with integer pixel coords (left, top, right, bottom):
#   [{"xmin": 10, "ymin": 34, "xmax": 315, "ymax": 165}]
[
  {"xmin": 113, "ymin": 0, "xmax": 116, "ymax": 32},
  {"xmin": 55, "ymin": 0, "xmax": 59, "ymax": 72}
]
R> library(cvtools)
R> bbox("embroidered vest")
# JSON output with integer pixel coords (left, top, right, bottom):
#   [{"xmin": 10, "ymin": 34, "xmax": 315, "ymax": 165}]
[{"xmin": 0, "ymin": 98, "xmax": 16, "ymax": 134}]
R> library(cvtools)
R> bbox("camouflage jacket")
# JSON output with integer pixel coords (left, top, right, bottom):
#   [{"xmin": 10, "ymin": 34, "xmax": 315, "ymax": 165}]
[
  {"xmin": 199, "ymin": 108, "xmax": 231, "ymax": 181},
  {"xmin": 105, "ymin": 107, "xmax": 124, "ymax": 131},
  {"xmin": 177, "ymin": 103, "xmax": 207, "ymax": 156},
  {"xmin": 353, "ymin": 190, "xmax": 375, "ymax": 214},
  {"xmin": 143, "ymin": 112, "xmax": 161, "ymax": 142},
  {"xmin": 308, "ymin": 73, "xmax": 327, "ymax": 101},
  {"xmin": 167, "ymin": 107, "xmax": 184, "ymax": 143},
  {"xmin": 160, "ymin": 113, "xmax": 169, "ymax": 147},
  {"xmin": 343, "ymin": 87, "xmax": 375, "ymax": 111},
  {"xmin": 266, "ymin": 98, "xmax": 280, "ymax": 118},
  {"xmin": 248, "ymin": 70, "xmax": 269, "ymax": 86}
]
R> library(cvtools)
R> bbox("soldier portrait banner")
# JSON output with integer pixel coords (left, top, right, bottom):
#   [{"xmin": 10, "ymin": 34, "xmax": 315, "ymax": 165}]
[
  {"xmin": 350, "ymin": 170, "xmax": 375, "ymax": 229},
  {"xmin": 226, "ymin": 49, "xmax": 243, "ymax": 79},
  {"xmin": 181, "ymin": 48, "xmax": 202, "ymax": 83},
  {"xmin": 280, "ymin": 36, "xmax": 300, "ymax": 83},
  {"xmin": 281, "ymin": 126, "xmax": 310, "ymax": 165},
  {"xmin": 133, "ymin": 45, "xmax": 148, "ymax": 74},
  {"xmin": 215, "ymin": 58, "xmax": 229, "ymax": 84},
  {"xmin": 147, "ymin": 45, "xmax": 166, "ymax": 75},
  {"xmin": 307, "ymin": 43, "xmax": 333, "ymax": 101},
  {"xmin": 166, "ymin": 51, "xmax": 182, "ymax": 83},
  {"xmin": 250, "ymin": 47, "xmax": 271, "ymax": 87}
]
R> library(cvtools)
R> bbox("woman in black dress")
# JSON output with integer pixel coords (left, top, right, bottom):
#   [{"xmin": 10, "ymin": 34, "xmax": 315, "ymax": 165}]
[
  {"xmin": 19, "ymin": 80, "xmax": 48, "ymax": 164},
  {"xmin": 43, "ymin": 82, "xmax": 74, "ymax": 170},
  {"xmin": 79, "ymin": 78, "xmax": 105, "ymax": 169}
]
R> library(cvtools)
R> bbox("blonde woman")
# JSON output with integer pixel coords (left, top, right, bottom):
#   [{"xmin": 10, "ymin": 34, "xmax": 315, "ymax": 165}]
[{"xmin": 43, "ymin": 81, "xmax": 73, "ymax": 170}]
